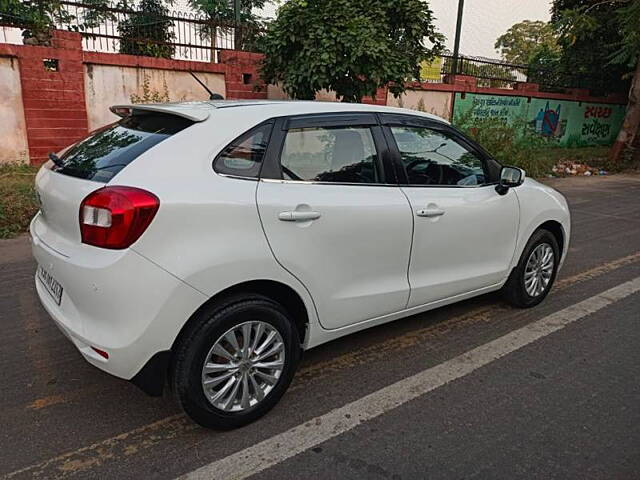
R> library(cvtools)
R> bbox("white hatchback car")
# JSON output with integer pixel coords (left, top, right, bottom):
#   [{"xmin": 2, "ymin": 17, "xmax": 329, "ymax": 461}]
[{"xmin": 32, "ymin": 101, "xmax": 570, "ymax": 429}]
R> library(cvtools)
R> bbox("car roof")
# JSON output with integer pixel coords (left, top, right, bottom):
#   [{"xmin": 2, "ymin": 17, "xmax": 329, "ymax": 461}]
[{"xmin": 110, "ymin": 100, "xmax": 450, "ymax": 125}]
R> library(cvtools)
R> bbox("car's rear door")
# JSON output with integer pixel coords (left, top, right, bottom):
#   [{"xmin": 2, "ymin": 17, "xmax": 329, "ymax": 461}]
[
  {"xmin": 257, "ymin": 114, "xmax": 413, "ymax": 330},
  {"xmin": 381, "ymin": 114, "xmax": 519, "ymax": 308}
]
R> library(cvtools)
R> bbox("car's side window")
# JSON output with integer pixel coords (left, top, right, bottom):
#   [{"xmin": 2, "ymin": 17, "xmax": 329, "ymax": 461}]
[
  {"xmin": 390, "ymin": 126, "xmax": 487, "ymax": 186},
  {"xmin": 214, "ymin": 123, "xmax": 273, "ymax": 178},
  {"xmin": 280, "ymin": 126, "xmax": 380, "ymax": 184}
]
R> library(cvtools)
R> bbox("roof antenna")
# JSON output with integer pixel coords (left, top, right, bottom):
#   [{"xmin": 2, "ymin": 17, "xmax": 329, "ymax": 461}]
[{"xmin": 189, "ymin": 71, "xmax": 224, "ymax": 100}]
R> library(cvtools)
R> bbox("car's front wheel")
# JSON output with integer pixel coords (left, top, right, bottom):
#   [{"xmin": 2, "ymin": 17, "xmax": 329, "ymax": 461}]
[
  {"xmin": 171, "ymin": 294, "xmax": 300, "ymax": 429},
  {"xmin": 502, "ymin": 229, "xmax": 560, "ymax": 308}
]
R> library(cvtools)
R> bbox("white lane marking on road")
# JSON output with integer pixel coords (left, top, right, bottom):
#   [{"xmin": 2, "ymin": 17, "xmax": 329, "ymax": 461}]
[{"xmin": 179, "ymin": 276, "xmax": 640, "ymax": 480}]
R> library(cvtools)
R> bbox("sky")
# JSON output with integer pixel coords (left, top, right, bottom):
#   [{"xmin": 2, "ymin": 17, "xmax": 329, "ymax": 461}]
[
  {"xmin": 255, "ymin": 0, "xmax": 553, "ymax": 60},
  {"xmin": 427, "ymin": 0, "xmax": 553, "ymax": 58}
]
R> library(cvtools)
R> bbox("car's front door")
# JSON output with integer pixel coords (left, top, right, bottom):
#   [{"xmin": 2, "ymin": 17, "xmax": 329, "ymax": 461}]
[
  {"xmin": 257, "ymin": 114, "xmax": 413, "ymax": 330},
  {"xmin": 382, "ymin": 115, "xmax": 519, "ymax": 308}
]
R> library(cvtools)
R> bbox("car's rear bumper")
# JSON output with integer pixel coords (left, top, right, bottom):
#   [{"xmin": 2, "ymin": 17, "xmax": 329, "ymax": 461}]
[{"xmin": 31, "ymin": 213, "xmax": 207, "ymax": 381}]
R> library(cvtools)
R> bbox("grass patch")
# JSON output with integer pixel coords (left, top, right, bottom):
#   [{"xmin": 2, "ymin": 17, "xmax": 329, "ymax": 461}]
[{"xmin": 0, "ymin": 162, "xmax": 39, "ymax": 239}]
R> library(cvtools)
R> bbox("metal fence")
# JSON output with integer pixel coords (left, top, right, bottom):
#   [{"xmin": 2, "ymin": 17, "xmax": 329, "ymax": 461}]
[
  {"xmin": 57, "ymin": 1, "xmax": 261, "ymax": 62},
  {"xmin": 440, "ymin": 54, "xmax": 611, "ymax": 94},
  {"xmin": 441, "ymin": 54, "xmax": 525, "ymax": 88}
]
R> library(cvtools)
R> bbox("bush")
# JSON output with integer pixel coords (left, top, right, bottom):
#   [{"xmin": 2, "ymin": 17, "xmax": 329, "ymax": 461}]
[
  {"xmin": 119, "ymin": 0, "xmax": 175, "ymax": 58},
  {"xmin": 454, "ymin": 111, "xmax": 557, "ymax": 177}
]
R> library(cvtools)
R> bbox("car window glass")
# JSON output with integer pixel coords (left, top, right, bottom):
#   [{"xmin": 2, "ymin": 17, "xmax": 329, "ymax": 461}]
[
  {"xmin": 54, "ymin": 113, "xmax": 193, "ymax": 183},
  {"xmin": 280, "ymin": 126, "xmax": 379, "ymax": 183},
  {"xmin": 390, "ymin": 126, "xmax": 486, "ymax": 186},
  {"xmin": 214, "ymin": 123, "xmax": 272, "ymax": 177}
]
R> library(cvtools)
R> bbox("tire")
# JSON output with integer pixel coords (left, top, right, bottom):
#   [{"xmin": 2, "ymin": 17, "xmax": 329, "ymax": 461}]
[
  {"xmin": 502, "ymin": 229, "xmax": 560, "ymax": 308},
  {"xmin": 171, "ymin": 294, "xmax": 300, "ymax": 430}
]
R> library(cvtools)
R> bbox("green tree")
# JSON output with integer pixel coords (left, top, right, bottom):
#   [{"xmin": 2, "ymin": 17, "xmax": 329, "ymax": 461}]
[
  {"xmin": 118, "ymin": 0, "xmax": 175, "ymax": 58},
  {"xmin": 526, "ymin": 43, "xmax": 563, "ymax": 86},
  {"xmin": 554, "ymin": 0, "xmax": 640, "ymax": 162},
  {"xmin": 0, "ymin": 0, "xmax": 109, "ymax": 45},
  {"xmin": 259, "ymin": 0, "xmax": 445, "ymax": 102},
  {"xmin": 188, "ymin": 0, "xmax": 266, "ymax": 60},
  {"xmin": 494, "ymin": 20, "xmax": 560, "ymax": 65},
  {"xmin": 606, "ymin": 0, "xmax": 640, "ymax": 162},
  {"xmin": 551, "ymin": 0, "xmax": 629, "ymax": 93}
]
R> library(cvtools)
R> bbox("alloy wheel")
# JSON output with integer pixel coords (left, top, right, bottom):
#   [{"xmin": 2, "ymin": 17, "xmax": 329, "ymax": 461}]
[
  {"xmin": 201, "ymin": 321, "xmax": 285, "ymax": 412},
  {"xmin": 524, "ymin": 243, "xmax": 555, "ymax": 297}
]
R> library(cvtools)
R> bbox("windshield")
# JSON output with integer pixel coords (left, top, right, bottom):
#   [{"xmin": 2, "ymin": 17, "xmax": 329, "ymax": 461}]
[{"xmin": 52, "ymin": 113, "xmax": 193, "ymax": 183}]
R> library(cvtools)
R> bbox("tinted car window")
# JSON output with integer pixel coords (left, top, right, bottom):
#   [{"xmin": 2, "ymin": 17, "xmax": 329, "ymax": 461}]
[
  {"xmin": 53, "ymin": 113, "xmax": 193, "ymax": 183},
  {"xmin": 390, "ymin": 126, "xmax": 486, "ymax": 186},
  {"xmin": 214, "ymin": 123, "xmax": 272, "ymax": 177},
  {"xmin": 280, "ymin": 126, "xmax": 379, "ymax": 183}
]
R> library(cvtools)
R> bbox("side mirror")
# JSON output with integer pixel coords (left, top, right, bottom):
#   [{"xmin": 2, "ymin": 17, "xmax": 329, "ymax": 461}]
[{"xmin": 496, "ymin": 166, "xmax": 525, "ymax": 195}]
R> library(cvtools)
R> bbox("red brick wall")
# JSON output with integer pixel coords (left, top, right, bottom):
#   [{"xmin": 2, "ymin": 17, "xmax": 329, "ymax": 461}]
[
  {"xmin": 13, "ymin": 31, "xmax": 88, "ymax": 164},
  {"xmin": 218, "ymin": 50, "xmax": 267, "ymax": 100}
]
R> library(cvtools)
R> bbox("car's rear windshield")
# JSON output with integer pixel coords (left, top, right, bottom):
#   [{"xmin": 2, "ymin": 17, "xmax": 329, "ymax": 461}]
[{"xmin": 51, "ymin": 112, "xmax": 194, "ymax": 183}]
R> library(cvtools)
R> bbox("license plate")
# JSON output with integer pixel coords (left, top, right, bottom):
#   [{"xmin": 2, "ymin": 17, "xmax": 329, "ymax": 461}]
[{"xmin": 37, "ymin": 265, "xmax": 63, "ymax": 305}]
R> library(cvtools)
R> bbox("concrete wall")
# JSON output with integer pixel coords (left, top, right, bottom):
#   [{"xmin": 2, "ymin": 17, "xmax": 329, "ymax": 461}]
[
  {"xmin": 85, "ymin": 64, "xmax": 226, "ymax": 130},
  {"xmin": 386, "ymin": 89, "xmax": 452, "ymax": 121},
  {"xmin": 0, "ymin": 57, "xmax": 28, "ymax": 163}
]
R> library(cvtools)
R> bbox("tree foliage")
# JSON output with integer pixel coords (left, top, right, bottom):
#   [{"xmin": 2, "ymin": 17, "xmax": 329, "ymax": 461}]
[
  {"xmin": 526, "ymin": 43, "xmax": 564, "ymax": 86},
  {"xmin": 0, "ymin": 0, "xmax": 109, "ymax": 44},
  {"xmin": 552, "ymin": 0, "xmax": 640, "ymax": 163},
  {"xmin": 604, "ymin": 0, "xmax": 639, "ymax": 68},
  {"xmin": 551, "ymin": 0, "xmax": 631, "ymax": 92},
  {"xmin": 259, "ymin": 0, "xmax": 445, "ymax": 102},
  {"xmin": 494, "ymin": 20, "xmax": 560, "ymax": 65},
  {"xmin": 188, "ymin": 0, "xmax": 266, "ymax": 52},
  {"xmin": 188, "ymin": 0, "xmax": 266, "ymax": 25},
  {"xmin": 118, "ymin": 0, "xmax": 175, "ymax": 58}
]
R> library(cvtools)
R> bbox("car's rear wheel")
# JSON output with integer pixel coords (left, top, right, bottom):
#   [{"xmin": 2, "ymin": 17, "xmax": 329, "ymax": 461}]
[
  {"xmin": 171, "ymin": 294, "xmax": 300, "ymax": 429},
  {"xmin": 502, "ymin": 229, "xmax": 560, "ymax": 308}
]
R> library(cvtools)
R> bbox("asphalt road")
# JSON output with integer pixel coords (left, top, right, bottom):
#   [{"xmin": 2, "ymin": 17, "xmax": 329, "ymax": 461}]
[{"xmin": 1, "ymin": 174, "xmax": 639, "ymax": 480}]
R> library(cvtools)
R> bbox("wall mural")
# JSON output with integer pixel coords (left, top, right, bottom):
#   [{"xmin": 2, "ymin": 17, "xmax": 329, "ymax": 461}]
[{"xmin": 452, "ymin": 93, "xmax": 626, "ymax": 147}]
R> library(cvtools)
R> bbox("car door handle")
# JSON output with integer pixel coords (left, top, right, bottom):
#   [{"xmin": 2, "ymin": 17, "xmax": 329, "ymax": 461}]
[
  {"xmin": 278, "ymin": 211, "xmax": 322, "ymax": 222},
  {"xmin": 416, "ymin": 208, "xmax": 445, "ymax": 218}
]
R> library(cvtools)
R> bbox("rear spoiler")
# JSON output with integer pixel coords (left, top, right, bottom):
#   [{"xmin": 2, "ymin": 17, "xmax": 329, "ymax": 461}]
[{"xmin": 110, "ymin": 104, "xmax": 210, "ymax": 122}]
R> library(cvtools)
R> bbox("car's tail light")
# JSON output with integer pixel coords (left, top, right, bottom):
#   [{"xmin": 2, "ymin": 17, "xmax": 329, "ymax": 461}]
[{"xmin": 80, "ymin": 187, "xmax": 159, "ymax": 249}]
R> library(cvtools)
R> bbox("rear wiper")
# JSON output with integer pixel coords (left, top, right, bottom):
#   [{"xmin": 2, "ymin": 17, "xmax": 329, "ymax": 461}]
[{"xmin": 48, "ymin": 152, "xmax": 65, "ymax": 168}]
